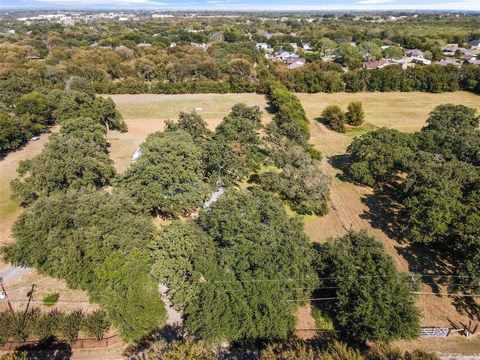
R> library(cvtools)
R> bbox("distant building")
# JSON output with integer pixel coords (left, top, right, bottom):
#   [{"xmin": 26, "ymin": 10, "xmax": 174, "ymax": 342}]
[
  {"xmin": 437, "ymin": 59, "xmax": 462, "ymax": 67},
  {"xmin": 411, "ymin": 57, "xmax": 431, "ymax": 65},
  {"xmin": 273, "ymin": 50, "xmax": 298, "ymax": 61},
  {"xmin": 256, "ymin": 43, "xmax": 269, "ymax": 50},
  {"xmin": 286, "ymin": 57, "xmax": 306, "ymax": 69},
  {"xmin": 468, "ymin": 40, "xmax": 480, "ymax": 48},
  {"xmin": 362, "ymin": 59, "xmax": 390, "ymax": 69},
  {"xmin": 463, "ymin": 59, "xmax": 480, "ymax": 65},
  {"xmin": 405, "ymin": 49, "xmax": 424, "ymax": 58},
  {"xmin": 442, "ymin": 44, "xmax": 458, "ymax": 56},
  {"xmin": 302, "ymin": 42, "xmax": 312, "ymax": 51}
]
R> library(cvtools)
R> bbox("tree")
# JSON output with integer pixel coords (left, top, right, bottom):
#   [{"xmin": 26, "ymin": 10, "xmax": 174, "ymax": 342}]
[
  {"xmin": 229, "ymin": 103, "xmax": 262, "ymax": 129},
  {"xmin": 260, "ymin": 141, "xmax": 330, "ymax": 215},
  {"xmin": 260, "ymin": 341, "xmax": 363, "ymax": 360},
  {"xmin": 268, "ymin": 82, "xmax": 310, "ymax": 146},
  {"xmin": 130, "ymin": 338, "xmax": 217, "ymax": 360},
  {"xmin": 346, "ymin": 101, "xmax": 365, "ymax": 126},
  {"xmin": 345, "ymin": 128, "xmax": 417, "ymax": 186},
  {"xmin": 93, "ymin": 249, "xmax": 167, "ymax": 342},
  {"xmin": 382, "ymin": 46, "xmax": 404, "ymax": 60},
  {"xmin": 91, "ymin": 97, "xmax": 128, "ymax": 133},
  {"xmin": 15, "ymin": 91, "xmax": 55, "ymax": 126},
  {"xmin": 58, "ymin": 309, "xmax": 83, "ymax": 341},
  {"xmin": 60, "ymin": 117, "xmax": 108, "ymax": 150},
  {"xmin": 151, "ymin": 189, "xmax": 317, "ymax": 342},
  {"xmin": 0, "ymin": 113, "xmax": 31, "ymax": 155},
  {"xmin": 423, "ymin": 104, "xmax": 479, "ymax": 132},
  {"xmin": 321, "ymin": 105, "xmax": 346, "ymax": 133},
  {"xmin": 11, "ymin": 134, "xmax": 115, "ymax": 205},
  {"xmin": 359, "ymin": 41, "xmax": 382, "ymax": 61},
  {"xmin": 315, "ymin": 231, "xmax": 420, "ymax": 342},
  {"xmin": 203, "ymin": 105, "xmax": 264, "ymax": 185},
  {"xmin": 314, "ymin": 38, "xmax": 337, "ymax": 57},
  {"xmin": 165, "ymin": 112, "xmax": 211, "ymax": 142},
  {"xmin": 118, "ymin": 130, "xmax": 209, "ymax": 216},
  {"xmin": 228, "ymin": 58, "xmax": 254, "ymax": 83},
  {"xmin": 335, "ymin": 44, "xmax": 363, "ymax": 68}
]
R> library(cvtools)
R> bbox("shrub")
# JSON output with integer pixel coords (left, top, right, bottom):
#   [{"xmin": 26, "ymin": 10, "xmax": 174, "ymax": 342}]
[
  {"xmin": 81, "ymin": 309, "xmax": 110, "ymax": 340},
  {"xmin": 42, "ymin": 293, "xmax": 59, "ymax": 307},
  {"xmin": 346, "ymin": 101, "xmax": 365, "ymax": 126},
  {"xmin": 58, "ymin": 309, "xmax": 83, "ymax": 341},
  {"xmin": 321, "ymin": 105, "xmax": 346, "ymax": 133}
]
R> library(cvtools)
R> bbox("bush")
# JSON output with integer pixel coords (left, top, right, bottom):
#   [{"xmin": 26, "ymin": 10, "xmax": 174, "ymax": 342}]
[
  {"xmin": 346, "ymin": 101, "xmax": 365, "ymax": 126},
  {"xmin": 58, "ymin": 309, "xmax": 83, "ymax": 341},
  {"xmin": 81, "ymin": 309, "xmax": 110, "ymax": 340},
  {"xmin": 321, "ymin": 105, "xmax": 346, "ymax": 133},
  {"xmin": 312, "ymin": 308, "xmax": 334, "ymax": 330},
  {"xmin": 42, "ymin": 293, "xmax": 59, "ymax": 307}
]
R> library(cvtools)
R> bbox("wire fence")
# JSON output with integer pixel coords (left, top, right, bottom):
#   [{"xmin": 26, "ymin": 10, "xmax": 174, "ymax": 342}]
[{"xmin": 0, "ymin": 334, "xmax": 121, "ymax": 351}]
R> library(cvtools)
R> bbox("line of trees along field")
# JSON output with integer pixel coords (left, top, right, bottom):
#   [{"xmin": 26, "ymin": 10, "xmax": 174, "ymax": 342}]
[
  {"xmin": 2, "ymin": 79, "xmax": 427, "ymax": 356},
  {"xmin": 343, "ymin": 104, "xmax": 480, "ymax": 294}
]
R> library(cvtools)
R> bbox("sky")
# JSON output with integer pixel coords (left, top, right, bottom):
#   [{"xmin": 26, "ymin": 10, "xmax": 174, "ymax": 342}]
[{"xmin": 2, "ymin": 0, "xmax": 480, "ymax": 11}]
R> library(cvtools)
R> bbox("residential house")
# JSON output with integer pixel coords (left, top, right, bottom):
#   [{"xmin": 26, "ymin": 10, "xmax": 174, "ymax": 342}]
[
  {"xmin": 442, "ymin": 44, "xmax": 458, "ymax": 56},
  {"xmin": 286, "ymin": 57, "xmax": 306, "ymax": 69},
  {"xmin": 463, "ymin": 59, "xmax": 480, "ymax": 65},
  {"xmin": 273, "ymin": 50, "xmax": 298, "ymax": 61},
  {"xmin": 468, "ymin": 40, "xmax": 480, "ymax": 49},
  {"xmin": 411, "ymin": 57, "xmax": 431, "ymax": 65},
  {"xmin": 437, "ymin": 59, "xmax": 462, "ymax": 67},
  {"xmin": 405, "ymin": 49, "xmax": 425, "ymax": 58},
  {"xmin": 362, "ymin": 59, "xmax": 390, "ymax": 69}
]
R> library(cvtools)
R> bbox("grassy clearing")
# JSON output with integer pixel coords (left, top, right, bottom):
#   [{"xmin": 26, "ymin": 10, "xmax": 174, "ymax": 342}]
[
  {"xmin": 298, "ymin": 91, "xmax": 480, "ymax": 133},
  {"xmin": 107, "ymin": 93, "xmax": 271, "ymax": 172}
]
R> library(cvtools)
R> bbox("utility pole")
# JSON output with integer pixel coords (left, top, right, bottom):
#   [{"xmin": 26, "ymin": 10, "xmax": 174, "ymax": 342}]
[{"xmin": 0, "ymin": 276, "xmax": 16, "ymax": 318}]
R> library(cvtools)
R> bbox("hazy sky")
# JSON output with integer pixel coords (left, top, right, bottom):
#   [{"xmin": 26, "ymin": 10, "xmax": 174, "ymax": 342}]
[{"xmin": 3, "ymin": 0, "xmax": 480, "ymax": 11}]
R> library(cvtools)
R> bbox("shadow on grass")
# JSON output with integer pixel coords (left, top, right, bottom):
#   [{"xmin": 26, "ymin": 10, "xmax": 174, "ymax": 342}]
[
  {"xmin": 123, "ymin": 323, "xmax": 186, "ymax": 357},
  {"xmin": 452, "ymin": 297, "xmax": 480, "ymax": 321},
  {"xmin": 359, "ymin": 184, "xmax": 405, "ymax": 243}
]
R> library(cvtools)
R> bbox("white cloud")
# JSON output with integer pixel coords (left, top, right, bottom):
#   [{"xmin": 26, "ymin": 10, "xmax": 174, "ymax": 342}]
[
  {"xmin": 36, "ymin": 0, "xmax": 168, "ymax": 4},
  {"xmin": 357, "ymin": 0, "xmax": 396, "ymax": 4}
]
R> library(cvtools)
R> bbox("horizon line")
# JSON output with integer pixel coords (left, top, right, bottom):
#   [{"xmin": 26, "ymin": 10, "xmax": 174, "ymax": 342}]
[{"xmin": 2, "ymin": 7, "xmax": 480, "ymax": 12}]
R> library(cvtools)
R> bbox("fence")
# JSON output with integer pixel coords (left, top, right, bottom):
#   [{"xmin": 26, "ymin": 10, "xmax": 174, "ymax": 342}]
[{"xmin": 0, "ymin": 334, "xmax": 121, "ymax": 351}]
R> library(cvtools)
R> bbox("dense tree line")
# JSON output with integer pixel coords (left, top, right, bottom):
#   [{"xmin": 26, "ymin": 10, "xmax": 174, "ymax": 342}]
[
  {"xmin": 2, "ymin": 13, "xmax": 480, "ymax": 96},
  {"xmin": 344, "ymin": 104, "xmax": 480, "ymax": 293},
  {"xmin": 0, "ymin": 77, "xmax": 127, "ymax": 156}
]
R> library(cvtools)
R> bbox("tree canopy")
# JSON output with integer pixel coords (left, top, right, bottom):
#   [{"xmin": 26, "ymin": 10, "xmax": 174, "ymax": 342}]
[
  {"xmin": 118, "ymin": 129, "xmax": 210, "ymax": 216},
  {"xmin": 11, "ymin": 134, "xmax": 115, "ymax": 205},
  {"xmin": 150, "ymin": 188, "xmax": 317, "ymax": 342},
  {"xmin": 343, "ymin": 104, "xmax": 480, "ymax": 293},
  {"xmin": 315, "ymin": 231, "xmax": 420, "ymax": 342}
]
